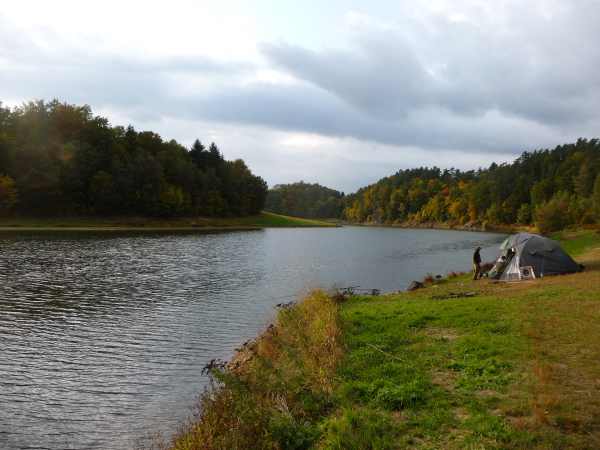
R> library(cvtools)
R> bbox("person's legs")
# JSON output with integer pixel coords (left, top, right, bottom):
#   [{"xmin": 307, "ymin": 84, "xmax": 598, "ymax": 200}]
[{"xmin": 473, "ymin": 263, "xmax": 481, "ymax": 280}]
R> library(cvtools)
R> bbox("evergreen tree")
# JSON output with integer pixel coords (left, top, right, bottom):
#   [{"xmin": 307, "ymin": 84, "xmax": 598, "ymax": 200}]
[{"xmin": 0, "ymin": 100, "xmax": 267, "ymax": 218}]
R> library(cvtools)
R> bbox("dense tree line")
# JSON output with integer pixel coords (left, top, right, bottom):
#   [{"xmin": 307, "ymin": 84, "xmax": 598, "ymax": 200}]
[
  {"xmin": 265, "ymin": 182, "xmax": 344, "ymax": 218},
  {"xmin": 343, "ymin": 139, "xmax": 600, "ymax": 233},
  {"xmin": 0, "ymin": 100, "xmax": 267, "ymax": 217}
]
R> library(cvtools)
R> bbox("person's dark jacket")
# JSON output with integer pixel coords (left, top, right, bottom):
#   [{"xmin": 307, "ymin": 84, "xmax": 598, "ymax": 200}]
[{"xmin": 473, "ymin": 249, "xmax": 482, "ymax": 264}]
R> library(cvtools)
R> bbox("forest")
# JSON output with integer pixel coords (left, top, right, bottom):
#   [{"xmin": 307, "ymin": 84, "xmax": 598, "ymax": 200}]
[
  {"xmin": 265, "ymin": 182, "xmax": 344, "ymax": 219},
  {"xmin": 0, "ymin": 100, "xmax": 267, "ymax": 218},
  {"xmin": 266, "ymin": 139, "xmax": 600, "ymax": 233},
  {"xmin": 343, "ymin": 138, "xmax": 600, "ymax": 233}
]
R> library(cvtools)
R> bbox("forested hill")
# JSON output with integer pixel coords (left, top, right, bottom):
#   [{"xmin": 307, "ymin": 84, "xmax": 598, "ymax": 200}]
[
  {"xmin": 265, "ymin": 182, "xmax": 344, "ymax": 219},
  {"xmin": 343, "ymin": 138, "xmax": 600, "ymax": 233},
  {"xmin": 0, "ymin": 100, "xmax": 267, "ymax": 217}
]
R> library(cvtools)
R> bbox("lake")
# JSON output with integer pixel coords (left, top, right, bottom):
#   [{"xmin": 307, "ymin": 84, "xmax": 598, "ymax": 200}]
[{"xmin": 0, "ymin": 227, "xmax": 504, "ymax": 449}]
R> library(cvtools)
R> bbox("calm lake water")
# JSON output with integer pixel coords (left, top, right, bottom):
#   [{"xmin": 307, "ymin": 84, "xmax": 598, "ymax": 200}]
[{"xmin": 0, "ymin": 227, "xmax": 504, "ymax": 450}]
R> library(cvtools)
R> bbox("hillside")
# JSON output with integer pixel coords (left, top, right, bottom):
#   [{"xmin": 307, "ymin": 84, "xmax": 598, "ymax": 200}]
[
  {"xmin": 343, "ymin": 139, "xmax": 600, "ymax": 233},
  {"xmin": 265, "ymin": 181, "xmax": 345, "ymax": 219}
]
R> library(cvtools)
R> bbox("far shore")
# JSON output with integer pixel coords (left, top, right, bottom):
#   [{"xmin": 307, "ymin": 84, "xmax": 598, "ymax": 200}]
[
  {"xmin": 342, "ymin": 219, "xmax": 536, "ymax": 234},
  {"xmin": 0, "ymin": 212, "xmax": 338, "ymax": 232},
  {"xmin": 0, "ymin": 225, "xmax": 263, "ymax": 233}
]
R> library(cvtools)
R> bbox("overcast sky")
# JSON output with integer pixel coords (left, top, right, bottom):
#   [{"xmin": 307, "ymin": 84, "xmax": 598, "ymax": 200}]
[{"xmin": 1, "ymin": 1, "xmax": 599, "ymax": 192}]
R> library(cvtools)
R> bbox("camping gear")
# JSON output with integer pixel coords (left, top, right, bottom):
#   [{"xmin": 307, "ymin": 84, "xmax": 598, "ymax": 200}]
[{"xmin": 489, "ymin": 233, "xmax": 581, "ymax": 281}]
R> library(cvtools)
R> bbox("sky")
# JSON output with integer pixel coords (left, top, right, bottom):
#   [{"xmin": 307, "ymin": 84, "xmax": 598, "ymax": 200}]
[{"xmin": 1, "ymin": 0, "xmax": 599, "ymax": 193}]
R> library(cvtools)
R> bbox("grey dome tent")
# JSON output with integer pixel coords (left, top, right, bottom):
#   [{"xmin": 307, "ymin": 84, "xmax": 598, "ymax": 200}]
[{"xmin": 489, "ymin": 233, "xmax": 581, "ymax": 281}]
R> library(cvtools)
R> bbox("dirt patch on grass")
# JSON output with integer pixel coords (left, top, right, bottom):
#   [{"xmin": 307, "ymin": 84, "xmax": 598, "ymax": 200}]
[
  {"xmin": 423, "ymin": 328, "xmax": 462, "ymax": 392},
  {"xmin": 424, "ymin": 327, "xmax": 460, "ymax": 341},
  {"xmin": 431, "ymin": 369, "xmax": 459, "ymax": 391},
  {"xmin": 454, "ymin": 407, "xmax": 470, "ymax": 422},
  {"xmin": 475, "ymin": 389, "xmax": 502, "ymax": 398}
]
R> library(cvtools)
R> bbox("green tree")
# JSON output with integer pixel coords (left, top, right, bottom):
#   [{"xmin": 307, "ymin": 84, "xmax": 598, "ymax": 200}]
[
  {"xmin": 516, "ymin": 203, "xmax": 532, "ymax": 224},
  {"xmin": 534, "ymin": 192, "xmax": 572, "ymax": 234},
  {"xmin": 0, "ymin": 175, "xmax": 18, "ymax": 214},
  {"xmin": 266, "ymin": 182, "xmax": 344, "ymax": 219},
  {"xmin": 89, "ymin": 171, "xmax": 120, "ymax": 213},
  {"xmin": 158, "ymin": 183, "xmax": 188, "ymax": 216}
]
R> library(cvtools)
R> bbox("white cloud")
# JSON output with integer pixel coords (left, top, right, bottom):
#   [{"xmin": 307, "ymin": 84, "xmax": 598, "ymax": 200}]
[{"xmin": 2, "ymin": 1, "xmax": 261, "ymax": 62}]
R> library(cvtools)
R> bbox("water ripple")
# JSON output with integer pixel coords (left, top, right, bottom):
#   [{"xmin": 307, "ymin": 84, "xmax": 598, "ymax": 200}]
[{"xmin": 0, "ymin": 227, "xmax": 504, "ymax": 449}]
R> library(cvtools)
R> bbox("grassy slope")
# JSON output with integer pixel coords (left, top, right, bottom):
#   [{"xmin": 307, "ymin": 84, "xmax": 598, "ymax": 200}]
[
  {"xmin": 336, "ymin": 230, "xmax": 600, "ymax": 449},
  {"xmin": 0, "ymin": 212, "xmax": 335, "ymax": 230},
  {"xmin": 167, "ymin": 230, "xmax": 600, "ymax": 449}
]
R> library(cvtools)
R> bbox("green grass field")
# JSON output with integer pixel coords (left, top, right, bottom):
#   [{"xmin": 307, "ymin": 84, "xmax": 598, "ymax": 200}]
[
  {"xmin": 331, "ymin": 230, "xmax": 600, "ymax": 449},
  {"xmin": 0, "ymin": 211, "xmax": 336, "ymax": 231},
  {"xmin": 165, "ymin": 230, "xmax": 600, "ymax": 450},
  {"xmin": 336, "ymin": 230, "xmax": 600, "ymax": 449}
]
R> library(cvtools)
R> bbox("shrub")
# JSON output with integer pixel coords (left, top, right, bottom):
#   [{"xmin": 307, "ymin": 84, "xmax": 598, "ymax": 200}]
[
  {"xmin": 168, "ymin": 291, "xmax": 343, "ymax": 450},
  {"xmin": 268, "ymin": 414, "xmax": 320, "ymax": 450}
]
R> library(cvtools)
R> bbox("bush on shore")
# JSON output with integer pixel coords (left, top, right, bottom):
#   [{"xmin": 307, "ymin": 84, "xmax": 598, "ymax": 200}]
[{"xmin": 165, "ymin": 291, "xmax": 343, "ymax": 450}]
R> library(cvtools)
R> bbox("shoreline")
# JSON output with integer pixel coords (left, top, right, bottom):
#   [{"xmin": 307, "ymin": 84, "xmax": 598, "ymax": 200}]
[
  {"xmin": 0, "ymin": 212, "xmax": 338, "ymax": 232},
  {"xmin": 165, "ymin": 229, "xmax": 600, "ymax": 449},
  {"xmin": 344, "ymin": 220, "xmax": 533, "ymax": 234},
  {"xmin": 0, "ymin": 225, "xmax": 264, "ymax": 233}
]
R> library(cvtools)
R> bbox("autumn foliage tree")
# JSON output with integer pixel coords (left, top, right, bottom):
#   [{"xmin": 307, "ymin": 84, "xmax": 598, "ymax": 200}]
[{"xmin": 342, "ymin": 139, "xmax": 600, "ymax": 232}]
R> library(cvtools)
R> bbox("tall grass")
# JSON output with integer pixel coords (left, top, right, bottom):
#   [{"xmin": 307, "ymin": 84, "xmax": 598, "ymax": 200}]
[{"xmin": 166, "ymin": 291, "xmax": 342, "ymax": 450}]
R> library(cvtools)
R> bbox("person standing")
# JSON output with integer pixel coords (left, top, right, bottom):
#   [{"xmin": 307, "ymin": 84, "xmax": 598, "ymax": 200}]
[{"xmin": 473, "ymin": 246, "xmax": 482, "ymax": 280}]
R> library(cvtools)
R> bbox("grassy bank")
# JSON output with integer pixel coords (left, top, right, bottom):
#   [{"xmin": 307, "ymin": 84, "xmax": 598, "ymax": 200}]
[
  {"xmin": 164, "ymin": 230, "xmax": 600, "ymax": 449},
  {"xmin": 0, "ymin": 212, "xmax": 336, "ymax": 231}
]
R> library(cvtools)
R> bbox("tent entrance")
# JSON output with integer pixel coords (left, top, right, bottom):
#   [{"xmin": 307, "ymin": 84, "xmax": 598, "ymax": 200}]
[{"xmin": 499, "ymin": 253, "xmax": 520, "ymax": 281}]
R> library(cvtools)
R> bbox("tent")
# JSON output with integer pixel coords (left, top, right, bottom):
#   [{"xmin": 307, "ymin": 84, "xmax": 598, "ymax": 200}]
[{"xmin": 489, "ymin": 233, "xmax": 581, "ymax": 281}]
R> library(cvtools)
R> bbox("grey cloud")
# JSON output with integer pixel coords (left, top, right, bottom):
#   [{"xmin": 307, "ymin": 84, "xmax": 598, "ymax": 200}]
[
  {"xmin": 261, "ymin": 3, "xmax": 600, "ymax": 127},
  {"xmin": 261, "ymin": 35, "xmax": 429, "ymax": 117},
  {"xmin": 179, "ymin": 82, "xmax": 565, "ymax": 153}
]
